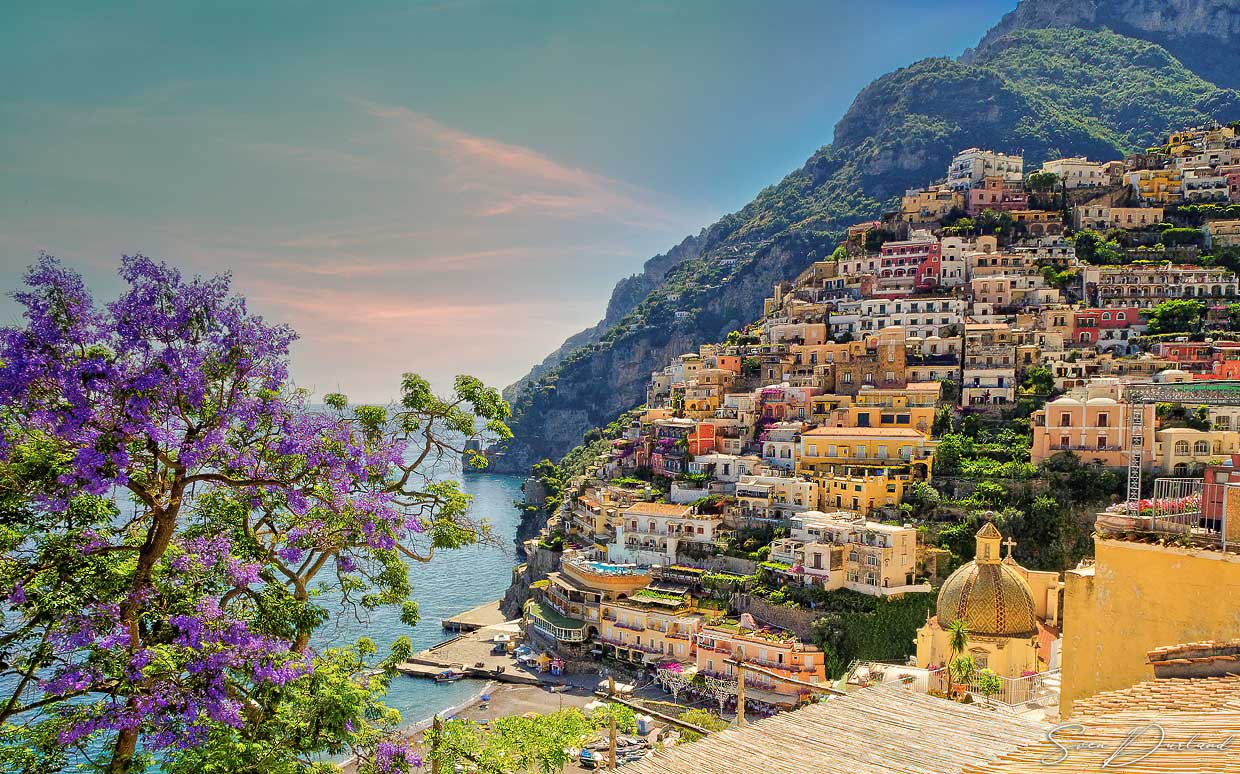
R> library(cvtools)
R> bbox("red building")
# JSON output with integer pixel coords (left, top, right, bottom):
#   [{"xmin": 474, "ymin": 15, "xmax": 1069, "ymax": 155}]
[
  {"xmin": 879, "ymin": 238, "xmax": 942, "ymax": 290},
  {"xmin": 1072, "ymin": 307, "xmax": 1142, "ymax": 349},
  {"xmin": 1200, "ymin": 455, "xmax": 1240, "ymax": 532},
  {"xmin": 1151, "ymin": 341, "xmax": 1218, "ymax": 371},
  {"xmin": 1228, "ymin": 170, "xmax": 1240, "ymax": 203}
]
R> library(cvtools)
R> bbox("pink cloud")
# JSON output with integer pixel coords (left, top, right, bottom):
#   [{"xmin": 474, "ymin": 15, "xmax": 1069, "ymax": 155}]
[{"xmin": 359, "ymin": 100, "xmax": 687, "ymax": 230}]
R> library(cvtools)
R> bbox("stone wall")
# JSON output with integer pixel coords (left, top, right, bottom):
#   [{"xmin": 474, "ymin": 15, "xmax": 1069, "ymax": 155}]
[
  {"xmin": 500, "ymin": 542, "xmax": 563, "ymax": 618},
  {"xmin": 673, "ymin": 552, "xmax": 759, "ymax": 576},
  {"xmin": 729, "ymin": 593, "xmax": 823, "ymax": 642}
]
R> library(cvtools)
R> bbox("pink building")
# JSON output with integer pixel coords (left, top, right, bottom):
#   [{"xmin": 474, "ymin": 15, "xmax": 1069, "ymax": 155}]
[{"xmin": 965, "ymin": 176, "xmax": 1029, "ymax": 216}]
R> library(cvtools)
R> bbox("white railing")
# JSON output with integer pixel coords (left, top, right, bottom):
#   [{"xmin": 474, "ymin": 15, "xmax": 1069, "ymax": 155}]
[{"xmin": 845, "ymin": 660, "xmax": 1060, "ymax": 712}]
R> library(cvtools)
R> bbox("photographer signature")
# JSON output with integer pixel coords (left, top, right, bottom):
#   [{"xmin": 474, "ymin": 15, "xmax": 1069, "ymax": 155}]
[{"xmin": 1042, "ymin": 722, "xmax": 1236, "ymax": 768}]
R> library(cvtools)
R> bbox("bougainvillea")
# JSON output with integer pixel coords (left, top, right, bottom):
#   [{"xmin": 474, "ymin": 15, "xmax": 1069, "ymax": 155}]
[{"xmin": 0, "ymin": 256, "xmax": 511, "ymax": 772}]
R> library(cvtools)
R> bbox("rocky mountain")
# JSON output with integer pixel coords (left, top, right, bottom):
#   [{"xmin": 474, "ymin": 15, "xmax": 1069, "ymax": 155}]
[
  {"xmin": 971, "ymin": 0, "xmax": 1240, "ymax": 90},
  {"xmin": 490, "ymin": 1, "xmax": 1240, "ymax": 475}
]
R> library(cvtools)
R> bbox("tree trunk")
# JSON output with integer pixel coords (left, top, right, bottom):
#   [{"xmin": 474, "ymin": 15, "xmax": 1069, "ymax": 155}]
[
  {"xmin": 109, "ymin": 725, "xmax": 140, "ymax": 773},
  {"xmin": 108, "ymin": 502, "xmax": 181, "ymax": 771}
]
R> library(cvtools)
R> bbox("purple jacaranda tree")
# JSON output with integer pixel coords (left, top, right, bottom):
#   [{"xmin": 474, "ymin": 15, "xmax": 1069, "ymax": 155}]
[{"xmin": 0, "ymin": 256, "xmax": 510, "ymax": 773}]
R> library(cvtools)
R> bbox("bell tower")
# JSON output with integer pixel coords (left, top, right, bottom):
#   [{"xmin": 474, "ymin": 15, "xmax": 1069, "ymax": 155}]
[{"xmin": 975, "ymin": 521, "xmax": 1002, "ymax": 565}]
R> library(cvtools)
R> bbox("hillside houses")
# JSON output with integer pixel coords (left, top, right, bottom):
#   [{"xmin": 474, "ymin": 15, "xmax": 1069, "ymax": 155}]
[{"xmin": 521, "ymin": 124, "xmax": 1240, "ymax": 719}]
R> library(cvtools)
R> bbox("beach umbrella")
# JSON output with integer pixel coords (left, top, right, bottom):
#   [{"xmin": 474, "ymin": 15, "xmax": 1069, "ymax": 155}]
[{"xmin": 481, "ymin": 694, "xmax": 491, "ymax": 702}]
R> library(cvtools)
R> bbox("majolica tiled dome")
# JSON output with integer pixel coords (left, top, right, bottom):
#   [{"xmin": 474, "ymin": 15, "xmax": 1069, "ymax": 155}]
[{"xmin": 936, "ymin": 523, "xmax": 1038, "ymax": 638}]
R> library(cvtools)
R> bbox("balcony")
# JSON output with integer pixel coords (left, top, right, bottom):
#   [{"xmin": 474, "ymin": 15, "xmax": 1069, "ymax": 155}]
[{"xmin": 1048, "ymin": 444, "xmax": 1123, "ymax": 452}]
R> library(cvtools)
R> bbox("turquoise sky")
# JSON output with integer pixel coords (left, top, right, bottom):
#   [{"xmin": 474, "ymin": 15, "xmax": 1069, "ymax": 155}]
[{"xmin": 0, "ymin": 0, "xmax": 1014, "ymax": 400}]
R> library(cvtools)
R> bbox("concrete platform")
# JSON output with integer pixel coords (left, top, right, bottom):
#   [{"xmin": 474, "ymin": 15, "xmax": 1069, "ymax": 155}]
[{"xmin": 441, "ymin": 599, "xmax": 508, "ymax": 631}]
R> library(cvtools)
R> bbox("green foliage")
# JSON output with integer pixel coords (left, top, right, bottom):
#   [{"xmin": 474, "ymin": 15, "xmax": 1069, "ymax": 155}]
[
  {"xmin": 538, "ymin": 532, "xmax": 566, "ymax": 552},
  {"xmin": 675, "ymin": 709, "xmax": 729, "ymax": 743},
  {"xmin": 1158, "ymin": 227, "xmax": 1204, "ymax": 247},
  {"xmin": 1025, "ymin": 171, "xmax": 1059, "ymax": 191},
  {"xmin": 1020, "ymin": 365, "xmax": 1055, "ymax": 396},
  {"xmin": 1145, "ymin": 299, "xmax": 1206, "ymax": 335},
  {"xmin": 1071, "ymin": 229, "xmax": 1125, "ymax": 265},
  {"xmin": 975, "ymin": 669, "xmax": 1003, "ymax": 699},
  {"xmin": 425, "ymin": 706, "xmax": 632, "ymax": 774},
  {"xmin": 810, "ymin": 593, "xmax": 937, "ymax": 678},
  {"xmin": 950, "ymin": 654, "xmax": 977, "ymax": 685}
]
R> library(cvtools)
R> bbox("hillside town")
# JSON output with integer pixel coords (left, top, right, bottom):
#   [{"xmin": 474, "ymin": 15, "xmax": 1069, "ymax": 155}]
[{"xmin": 506, "ymin": 123, "xmax": 1240, "ymax": 760}]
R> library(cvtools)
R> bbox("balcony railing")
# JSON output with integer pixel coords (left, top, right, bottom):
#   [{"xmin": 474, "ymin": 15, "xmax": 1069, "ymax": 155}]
[{"xmin": 1049, "ymin": 444, "xmax": 1123, "ymax": 452}]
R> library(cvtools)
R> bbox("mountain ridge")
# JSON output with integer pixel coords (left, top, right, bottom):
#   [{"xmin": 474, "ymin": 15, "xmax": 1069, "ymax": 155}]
[{"xmin": 491, "ymin": 2, "xmax": 1240, "ymax": 475}]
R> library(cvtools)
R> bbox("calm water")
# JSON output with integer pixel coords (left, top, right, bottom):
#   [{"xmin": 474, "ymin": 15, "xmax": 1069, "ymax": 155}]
[{"xmin": 314, "ymin": 472, "xmax": 525, "ymax": 726}]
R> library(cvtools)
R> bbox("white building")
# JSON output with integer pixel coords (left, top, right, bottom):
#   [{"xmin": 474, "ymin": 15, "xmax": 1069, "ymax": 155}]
[
  {"xmin": 1040, "ymin": 157, "xmax": 1105, "ymax": 189},
  {"xmin": 947, "ymin": 148, "xmax": 1024, "ymax": 190},
  {"xmin": 831, "ymin": 296, "xmax": 965, "ymax": 339},
  {"xmin": 607, "ymin": 502, "xmax": 724, "ymax": 566}
]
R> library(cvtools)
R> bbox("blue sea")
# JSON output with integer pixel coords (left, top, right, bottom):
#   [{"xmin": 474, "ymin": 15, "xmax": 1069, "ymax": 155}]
[{"xmin": 314, "ymin": 472, "xmax": 525, "ymax": 727}]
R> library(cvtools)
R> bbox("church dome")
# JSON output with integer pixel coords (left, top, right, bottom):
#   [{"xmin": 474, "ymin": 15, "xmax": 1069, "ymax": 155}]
[{"xmin": 936, "ymin": 524, "xmax": 1038, "ymax": 638}]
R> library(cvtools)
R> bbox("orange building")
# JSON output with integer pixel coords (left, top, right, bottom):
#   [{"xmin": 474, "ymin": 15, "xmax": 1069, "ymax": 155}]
[
  {"xmin": 687, "ymin": 422, "xmax": 717, "ymax": 456},
  {"xmin": 695, "ymin": 621, "xmax": 829, "ymax": 707}
]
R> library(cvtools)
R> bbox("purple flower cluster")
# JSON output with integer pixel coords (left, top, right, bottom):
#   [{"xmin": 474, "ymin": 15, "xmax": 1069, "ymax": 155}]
[
  {"xmin": 374, "ymin": 739, "xmax": 422, "ymax": 773},
  {"xmin": 0, "ymin": 257, "xmax": 449, "ymax": 758}
]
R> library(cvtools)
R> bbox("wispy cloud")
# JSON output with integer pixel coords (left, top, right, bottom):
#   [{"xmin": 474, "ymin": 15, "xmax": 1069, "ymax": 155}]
[{"xmin": 358, "ymin": 100, "xmax": 687, "ymax": 230}]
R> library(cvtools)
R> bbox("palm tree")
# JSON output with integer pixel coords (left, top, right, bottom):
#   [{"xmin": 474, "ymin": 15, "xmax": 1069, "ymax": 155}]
[{"xmin": 944, "ymin": 620, "xmax": 970, "ymax": 699}]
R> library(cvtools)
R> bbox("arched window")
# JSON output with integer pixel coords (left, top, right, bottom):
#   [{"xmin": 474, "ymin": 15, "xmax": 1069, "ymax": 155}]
[
  {"xmin": 1194, "ymin": 440, "xmax": 1210, "ymax": 455},
  {"xmin": 1175, "ymin": 440, "xmax": 1190, "ymax": 455}
]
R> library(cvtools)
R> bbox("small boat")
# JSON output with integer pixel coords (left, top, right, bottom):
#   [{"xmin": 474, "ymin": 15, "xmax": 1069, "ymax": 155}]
[{"xmin": 434, "ymin": 669, "xmax": 466, "ymax": 683}]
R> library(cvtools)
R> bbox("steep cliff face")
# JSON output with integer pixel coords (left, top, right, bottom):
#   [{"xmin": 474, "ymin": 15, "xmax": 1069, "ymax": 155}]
[
  {"xmin": 502, "ymin": 233, "xmax": 703, "ymax": 405},
  {"xmin": 493, "ymin": 6, "xmax": 1240, "ymax": 475},
  {"xmin": 972, "ymin": 0, "xmax": 1240, "ymax": 89}
]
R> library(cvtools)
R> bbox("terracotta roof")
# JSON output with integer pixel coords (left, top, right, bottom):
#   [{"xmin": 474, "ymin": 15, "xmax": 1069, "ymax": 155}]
[
  {"xmin": 1147, "ymin": 639, "xmax": 1240, "ymax": 667},
  {"xmin": 622, "ymin": 502, "xmax": 696, "ymax": 517},
  {"xmin": 624, "ymin": 684, "xmax": 1047, "ymax": 774},
  {"xmin": 967, "ymin": 675, "xmax": 1240, "ymax": 773},
  {"xmin": 1072, "ymin": 675, "xmax": 1240, "ymax": 717},
  {"xmin": 976, "ymin": 522, "xmax": 1002, "ymax": 539},
  {"xmin": 801, "ymin": 426, "xmax": 928, "ymax": 438}
]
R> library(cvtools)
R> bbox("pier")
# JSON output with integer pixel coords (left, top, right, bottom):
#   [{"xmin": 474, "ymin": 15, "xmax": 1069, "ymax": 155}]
[{"xmin": 441, "ymin": 599, "xmax": 508, "ymax": 632}]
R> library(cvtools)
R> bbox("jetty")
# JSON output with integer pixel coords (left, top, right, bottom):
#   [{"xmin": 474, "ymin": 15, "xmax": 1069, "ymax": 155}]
[{"xmin": 441, "ymin": 599, "xmax": 507, "ymax": 632}]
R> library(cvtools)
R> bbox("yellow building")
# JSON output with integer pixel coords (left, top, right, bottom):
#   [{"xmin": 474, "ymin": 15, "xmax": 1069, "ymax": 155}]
[
  {"xmin": 797, "ymin": 426, "xmax": 936, "ymax": 478},
  {"xmin": 901, "ymin": 186, "xmax": 964, "ymax": 224},
  {"xmin": 811, "ymin": 468, "xmax": 913, "ymax": 513},
  {"xmin": 1153, "ymin": 427, "xmax": 1240, "ymax": 475},
  {"xmin": 846, "ymin": 382, "xmax": 940, "ymax": 436},
  {"xmin": 695, "ymin": 620, "xmax": 829, "ymax": 706},
  {"xmin": 916, "ymin": 524, "xmax": 1061, "ymax": 679},
  {"xmin": 528, "ymin": 558, "xmax": 654, "ymax": 646},
  {"xmin": 599, "ymin": 591, "xmax": 704, "ymax": 665},
  {"xmin": 1059, "ymin": 534, "xmax": 1240, "ymax": 714},
  {"xmin": 1125, "ymin": 168, "xmax": 1183, "ymax": 204}
]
